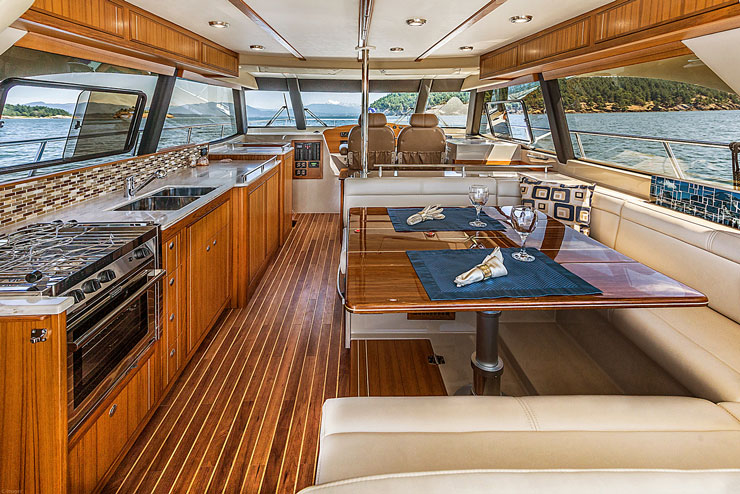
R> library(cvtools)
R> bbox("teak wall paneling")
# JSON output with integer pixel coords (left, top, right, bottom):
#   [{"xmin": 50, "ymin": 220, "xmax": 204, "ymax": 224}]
[
  {"xmin": 19, "ymin": 0, "xmax": 239, "ymax": 76},
  {"xmin": 0, "ymin": 314, "xmax": 68, "ymax": 494},
  {"xmin": 479, "ymin": 0, "xmax": 740, "ymax": 80},
  {"xmin": 129, "ymin": 10, "xmax": 200, "ymax": 60}
]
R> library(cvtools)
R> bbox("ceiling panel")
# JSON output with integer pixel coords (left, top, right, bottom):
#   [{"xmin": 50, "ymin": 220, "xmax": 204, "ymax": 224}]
[
  {"xmin": 369, "ymin": 0, "xmax": 490, "ymax": 60},
  {"xmin": 244, "ymin": 0, "xmax": 359, "ymax": 58},
  {"xmin": 431, "ymin": 0, "xmax": 613, "ymax": 58},
  {"xmin": 127, "ymin": 0, "xmax": 288, "ymax": 55}
]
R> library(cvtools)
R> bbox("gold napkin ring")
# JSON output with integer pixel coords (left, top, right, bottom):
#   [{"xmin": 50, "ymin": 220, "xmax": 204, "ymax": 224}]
[{"xmin": 476, "ymin": 264, "xmax": 492, "ymax": 279}]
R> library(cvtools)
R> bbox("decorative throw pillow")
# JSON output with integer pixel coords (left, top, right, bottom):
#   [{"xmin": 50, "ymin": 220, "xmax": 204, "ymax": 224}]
[{"xmin": 519, "ymin": 175, "xmax": 595, "ymax": 235}]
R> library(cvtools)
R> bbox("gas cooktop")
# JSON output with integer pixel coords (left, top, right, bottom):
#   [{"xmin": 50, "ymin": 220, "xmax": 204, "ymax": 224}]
[{"xmin": 0, "ymin": 220, "xmax": 159, "ymax": 297}]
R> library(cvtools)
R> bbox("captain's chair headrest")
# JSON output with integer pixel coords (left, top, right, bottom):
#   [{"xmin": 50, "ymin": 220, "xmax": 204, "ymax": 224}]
[
  {"xmin": 409, "ymin": 113, "xmax": 439, "ymax": 128},
  {"xmin": 358, "ymin": 113, "xmax": 388, "ymax": 127}
]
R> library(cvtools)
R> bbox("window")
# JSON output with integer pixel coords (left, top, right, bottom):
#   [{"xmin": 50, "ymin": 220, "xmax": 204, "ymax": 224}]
[
  {"xmin": 246, "ymin": 90, "xmax": 293, "ymax": 127},
  {"xmin": 559, "ymin": 54, "xmax": 740, "ymax": 186},
  {"xmin": 425, "ymin": 92, "xmax": 469, "ymax": 128},
  {"xmin": 369, "ymin": 93, "xmax": 417, "ymax": 125},
  {"xmin": 479, "ymin": 83, "xmax": 555, "ymax": 153},
  {"xmin": 159, "ymin": 79, "xmax": 237, "ymax": 149},
  {"xmin": 0, "ymin": 47, "xmax": 157, "ymax": 181},
  {"xmin": 302, "ymin": 91, "xmax": 361, "ymax": 127}
]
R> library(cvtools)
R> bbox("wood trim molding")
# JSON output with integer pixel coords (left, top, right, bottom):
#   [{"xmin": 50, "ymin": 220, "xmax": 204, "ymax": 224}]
[
  {"xmin": 226, "ymin": 0, "xmax": 305, "ymax": 61},
  {"xmin": 479, "ymin": 0, "xmax": 740, "ymax": 80},
  {"xmin": 416, "ymin": 0, "xmax": 508, "ymax": 61},
  {"xmin": 15, "ymin": 0, "xmax": 240, "ymax": 77}
]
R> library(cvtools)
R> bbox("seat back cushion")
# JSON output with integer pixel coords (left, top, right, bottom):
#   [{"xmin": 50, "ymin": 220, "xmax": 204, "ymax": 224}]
[
  {"xmin": 347, "ymin": 114, "xmax": 396, "ymax": 170},
  {"xmin": 397, "ymin": 113, "xmax": 447, "ymax": 164},
  {"xmin": 614, "ymin": 201, "xmax": 740, "ymax": 324},
  {"xmin": 342, "ymin": 176, "xmax": 521, "ymax": 225}
]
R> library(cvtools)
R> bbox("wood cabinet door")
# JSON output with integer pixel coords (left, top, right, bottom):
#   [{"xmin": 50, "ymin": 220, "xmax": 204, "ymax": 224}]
[
  {"xmin": 188, "ymin": 217, "xmax": 212, "ymax": 352},
  {"xmin": 266, "ymin": 172, "xmax": 280, "ymax": 256},
  {"xmin": 281, "ymin": 152, "xmax": 294, "ymax": 242},
  {"xmin": 248, "ymin": 184, "xmax": 267, "ymax": 281}
]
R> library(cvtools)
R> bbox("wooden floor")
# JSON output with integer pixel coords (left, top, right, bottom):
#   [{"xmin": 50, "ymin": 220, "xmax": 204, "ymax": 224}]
[
  {"xmin": 102, "ymin": 213, "xmax": 350, "ymax": 494},
  {"xmin": 350, "ymin": 339, "xmax": 447, "ymax": 396}
]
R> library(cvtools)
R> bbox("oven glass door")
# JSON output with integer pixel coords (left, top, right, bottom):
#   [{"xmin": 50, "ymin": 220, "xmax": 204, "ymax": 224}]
[{"xmin": 67, "ymin": 267, "xmax": 164, "ymax": 432}]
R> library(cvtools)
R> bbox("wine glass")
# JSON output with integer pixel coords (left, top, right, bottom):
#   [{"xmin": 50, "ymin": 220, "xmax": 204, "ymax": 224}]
[
  {"xmin": 510, "ymin": 205, "xmax": 538, "ymax": 262},
  {"xmin": 468, "ymin": 185, "xmax": 489, "ymax": 227}
]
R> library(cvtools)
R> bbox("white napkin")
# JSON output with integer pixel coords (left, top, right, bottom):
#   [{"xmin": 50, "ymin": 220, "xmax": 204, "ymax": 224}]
[
  {"xmin": 406, "ymin": 205, "xmax": 445, "ymax": 225},
  {"xmin": 454, "ymin": 247, "xmax": 508, "ymax": 287}
]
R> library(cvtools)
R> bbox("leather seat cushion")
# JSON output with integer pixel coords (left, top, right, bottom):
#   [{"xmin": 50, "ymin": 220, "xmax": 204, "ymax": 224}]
[
  {"xmin": 608, "ymin": 306, "xmax": 740, "ymax": 402},
  {"xmin": 316, "ymin": 396, "xmax": 740, "ymax": 483},
  {"xmin": 301, "ymin": 469, "xmax": 740, "ymax": 494}
]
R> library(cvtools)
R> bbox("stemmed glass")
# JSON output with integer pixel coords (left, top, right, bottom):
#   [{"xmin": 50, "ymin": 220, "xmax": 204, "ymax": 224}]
[
  {"xmin": 468, "ymin": 185, "xmax": 489, "ymax": 227},
  {"xmin": 510, "ymin": 205, "xmax": 538, "ymax": 262}
]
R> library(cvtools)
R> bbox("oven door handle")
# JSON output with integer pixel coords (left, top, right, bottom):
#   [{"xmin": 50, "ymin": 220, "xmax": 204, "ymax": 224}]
[{"xmin": 67, "ymin": 269, "xmax": 165, "ymax": 352}]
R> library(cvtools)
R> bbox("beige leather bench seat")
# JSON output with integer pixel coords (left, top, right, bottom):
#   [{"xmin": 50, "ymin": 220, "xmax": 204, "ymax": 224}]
[
  {"xmin": 590, "ymin": 189, "xmax": 740, "ymax": 403},
  {"xmin": 316, "ymin": 396, "xmax": 740, "ymax": 484}
]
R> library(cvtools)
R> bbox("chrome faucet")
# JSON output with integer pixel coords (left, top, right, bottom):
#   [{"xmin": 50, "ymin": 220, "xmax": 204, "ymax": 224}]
[{"xmin": 124, "ymin": 169, "xmax": 167, "ymax": 199}]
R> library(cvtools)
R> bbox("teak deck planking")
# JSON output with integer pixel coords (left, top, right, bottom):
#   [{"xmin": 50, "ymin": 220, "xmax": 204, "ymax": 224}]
[{"xmin": 102, "ymin": 213, "xmax": 350, "ymax": 494}]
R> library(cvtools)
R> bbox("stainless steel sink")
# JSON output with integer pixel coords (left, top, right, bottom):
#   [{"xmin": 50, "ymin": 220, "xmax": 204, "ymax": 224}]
[
  {"xmin": 114, "ymin": 196, "xmax": 200, "ymax": 211},
  {"xmin": 150, "ymin": 187, "xmax": 217, "ymax": 197}
]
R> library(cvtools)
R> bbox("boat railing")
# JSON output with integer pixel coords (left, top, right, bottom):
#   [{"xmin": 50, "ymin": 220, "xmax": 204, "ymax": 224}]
[
  {"xmin": 374, "ymin": 162, "xmax": 553, "ymax": 178},
  {"xmin": 532, "ymin": 126, "xmax": 732, "ymax": 181},
  {"xmin": 0, "ymin": 123, "xmax": 230, "ymax": 177}
]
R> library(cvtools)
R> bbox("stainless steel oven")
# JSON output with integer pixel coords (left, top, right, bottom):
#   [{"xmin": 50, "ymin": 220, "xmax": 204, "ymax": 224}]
[{"xmin": 67, "ymin": 261, "xmax": 164, "ymax": 434}]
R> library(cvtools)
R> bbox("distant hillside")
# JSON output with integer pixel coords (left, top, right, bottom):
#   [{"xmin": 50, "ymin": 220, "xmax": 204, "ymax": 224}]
[
  {"xmin": 3, "ymin": 104, "xmax": 71, "ymax": 117},
  {"xmin": 523, "ymin": 77, "xmax": 740, "ymax": 113},
  {"xmin": 370, "ymin": 92, "xmax": 470, "ymax": 114}
]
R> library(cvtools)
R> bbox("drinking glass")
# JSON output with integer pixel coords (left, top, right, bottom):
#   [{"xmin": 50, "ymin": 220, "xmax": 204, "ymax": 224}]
[
  {"xmin": 468, "ymin": 185, "xmax": 489, "ymax": 227},
  {"xmin": 510, "ymin": 205, "xmax": 538, "ymax": 262}
]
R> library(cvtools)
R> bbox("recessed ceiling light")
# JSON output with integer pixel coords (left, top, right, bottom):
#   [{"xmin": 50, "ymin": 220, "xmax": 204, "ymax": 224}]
[
  {"xmin": 250, "ymin": 45, "xmax": 265, "ymax": 51},
  {"xmin": 406, "ymin": 18, "xmax": 427, "ymax": 27},
  {"xmin": 208, "ymin": 20, "xmax": 230, "ymax": 28},
  {"xmin": 390, "ymin": 47, "xmax": 404, "ymax": 52},
  {"xmin": 459, "ymin": 46, "xmax": 474, "ymax": 52},
  {"xmin": 509, "ymin": 15, "xmax": 533, "ymax": 24}
]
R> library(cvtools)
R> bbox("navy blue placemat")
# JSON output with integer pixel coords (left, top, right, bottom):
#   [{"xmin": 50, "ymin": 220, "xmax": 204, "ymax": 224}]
[
  {"xmin": 406, "ymin": 248, "xmax": 602, "ymax": 301},
  {"xmin": 387, "ymin": 207, "xmax": 506, "ymax": 232}
]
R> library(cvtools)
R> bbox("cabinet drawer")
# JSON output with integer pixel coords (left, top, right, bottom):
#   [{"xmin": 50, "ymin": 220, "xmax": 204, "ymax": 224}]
[{"xmin": 164, "ymin": 232, "xmax": 181, "ymax": 270}]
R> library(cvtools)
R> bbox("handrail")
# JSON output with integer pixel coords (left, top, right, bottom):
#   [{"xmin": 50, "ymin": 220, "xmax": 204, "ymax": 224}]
[
  {"xmin": 531, "ymin": 125, "xmax": 732, "ymax": 181},
  {"xmin": 375, "ymin": 162, "xmax": 553, "ymax": 178}
]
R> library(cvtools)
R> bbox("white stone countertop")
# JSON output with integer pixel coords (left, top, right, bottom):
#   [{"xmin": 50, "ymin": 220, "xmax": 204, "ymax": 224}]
[{"xmin": 0, "ymin": 158, "xmax": 278, "ymax": 316}]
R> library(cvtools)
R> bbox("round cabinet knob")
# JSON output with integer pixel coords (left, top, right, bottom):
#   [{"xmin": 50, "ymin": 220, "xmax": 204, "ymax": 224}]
[
  {"xmin": 170, "ymin": 349, "xmax": 176, "ymax": 358},
  {"xmin": 169, "ymin": 313, "xmax": 175, "ymax": 322},
  {"xmin": 109, "ymin": 404, "xmax": 117, "ymax": 417},
  {"xmin": 97, "ymin": 269, "xmax": 116, "ymax": 283},
  {"xmin": 169, "ymin": 241, "xmax": 175, "ymax": 250},
  {"xmin": 69, "ymin": 289, "xmax": 85, "ymax": 303},
  {"xmin": 206, "ymin": 245, "xmax": 211, "ymax": 252},
  {"xmin": 81, "ymin": 279, "xmax": 101, "ymax": 294},
  {"xmin": 169, "ymin": 278, "xmax": 175, "ymax": 286},
  {"xmin": 133, "ymin": 246, "xmax": 151, "ymax": 260},
  {"xmin": 213, "ymin": 239, "xmax": 217, "ymax": 246}
]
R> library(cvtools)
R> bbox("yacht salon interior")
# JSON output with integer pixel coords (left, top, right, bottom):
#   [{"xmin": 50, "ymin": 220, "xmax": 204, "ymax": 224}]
[{"xmin": 2, "ymin": 0, "xmax": 740, "ymax": 493}]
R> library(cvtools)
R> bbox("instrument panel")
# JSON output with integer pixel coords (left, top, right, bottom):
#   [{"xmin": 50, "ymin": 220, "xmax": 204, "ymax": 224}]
[{"xmin": 292, "ymin": 140, "xmax": 322, "ymax": 179}]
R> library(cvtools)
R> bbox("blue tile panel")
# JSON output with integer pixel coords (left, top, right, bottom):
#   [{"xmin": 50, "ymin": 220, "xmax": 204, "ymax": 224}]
[{"xmin": 650, "ymin": 176, "xmax": 740, "ymax": 229}]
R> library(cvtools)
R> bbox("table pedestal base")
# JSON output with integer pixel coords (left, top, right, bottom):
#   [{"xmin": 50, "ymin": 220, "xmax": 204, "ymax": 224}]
[{"xmin": 471, "ymin": 310, "xmax": 503, "ymax": 396}]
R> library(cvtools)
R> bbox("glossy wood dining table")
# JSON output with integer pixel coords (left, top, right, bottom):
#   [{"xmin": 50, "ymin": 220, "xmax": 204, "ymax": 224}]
[{"xmin": 344, "ymin": 206, "xmax": 708, "ymax": 395}]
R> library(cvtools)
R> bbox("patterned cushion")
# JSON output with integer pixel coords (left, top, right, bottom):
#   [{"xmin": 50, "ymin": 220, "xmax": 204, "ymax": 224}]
[{"xmin": 519, "ymin": 176, "xmax": 595, "ymax": 235}]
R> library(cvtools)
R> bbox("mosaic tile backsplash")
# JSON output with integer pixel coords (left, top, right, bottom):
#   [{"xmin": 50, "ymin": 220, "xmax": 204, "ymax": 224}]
[
  {"xmin": 0, "ymin": 146, "xmax": 204, "ymax": 227},
  {"xmin": 651, "ymin": 176, "xmax": 740, "ymax": 229}
]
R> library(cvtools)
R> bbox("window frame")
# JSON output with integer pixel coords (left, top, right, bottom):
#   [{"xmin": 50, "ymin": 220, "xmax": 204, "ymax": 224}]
[{"xmin": 0, "ymin": 77, "xmax": 147, "ymax": 176}]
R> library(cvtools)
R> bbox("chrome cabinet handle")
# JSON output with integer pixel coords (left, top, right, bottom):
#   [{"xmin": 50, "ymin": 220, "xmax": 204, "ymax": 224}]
[
  {"xmin": 206, "ymin": 245, "xmax": 211, "ymax": 252},
  {"xmin": 169, "ymin": 313, "xmax": 175, "ymax": 322},
  {"xmin": 169, "ymin": 241, "xmax": 175, "ymax": 250},
  {"xmin": 109, "ymin": 404, "xmax": 117, "ymax": 417},
  {"xmin": 169, "ymin": 278, "xmax": 175, "ymax": 286},
  {"xmin": 169, "ymin": 349, "xmax": 176, "ymax": 358},
  {"xmin": 213, "ymin": 239, "xmax": 217, "ymax": 246}
]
